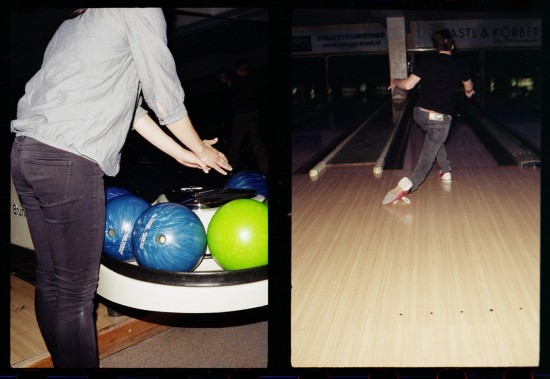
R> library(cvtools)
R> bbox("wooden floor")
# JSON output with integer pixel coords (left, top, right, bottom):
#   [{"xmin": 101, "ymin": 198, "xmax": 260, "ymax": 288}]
[
  {"xmin": 10, "ymin": 274, "xmax": 171, "ymax": 368},
  {"xmin": 291, "ymin": 119, "xmax": 540, "ymax": 367}
]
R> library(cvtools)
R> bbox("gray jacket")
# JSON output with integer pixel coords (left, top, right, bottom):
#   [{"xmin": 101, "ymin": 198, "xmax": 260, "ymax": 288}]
[{"xmin": 11, "ymin": 8, "xmax": 187, "ymax": 176}]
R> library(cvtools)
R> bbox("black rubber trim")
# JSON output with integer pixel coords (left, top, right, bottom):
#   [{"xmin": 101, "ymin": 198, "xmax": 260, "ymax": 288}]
[
  {"xmin": 100, "ymin": 254, "xmax": 268, "ymax": 287},
  {"xmin": 167, "ymin": 187, "xmax": 257, "ymax": 209}
]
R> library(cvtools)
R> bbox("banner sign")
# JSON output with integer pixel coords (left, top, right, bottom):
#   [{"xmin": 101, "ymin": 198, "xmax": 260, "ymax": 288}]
[
  {"xmin": 292, "ymin": 24, "xmax": 388, "ymax": 54},
  {"xmin": 412, "ymin": 19, "xmax": 541, "ymax": 49},
  {"xmin": 292, "ymin": 19, "xmax": 541, "ymax": 55}
]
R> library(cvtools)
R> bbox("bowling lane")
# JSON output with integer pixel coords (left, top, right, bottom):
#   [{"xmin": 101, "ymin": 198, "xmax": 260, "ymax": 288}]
[
  {"xmin": 326, "ymin": 101, "xmax": 397, "ymax": 166},
  {"xmin": 291, "ymin": 100, "xmax": 540, "ymax": 367},
  {"xmin": 292, "ymin": 98, "xmax": 386, "ymax": 173},
  {"xmin": 316, "ymin": 96, "xmax": 536, "ymax": 173},
  {"xmin": 306, "ymin": 98, "xmax": 505, "ymax": 178},
  {"xmin": 482, "ymin": 94, "xmax": 541, "ymax": 154},
  {"xmin": 291, "ymin": 167, "xmax": 539, "ymax": 367}
]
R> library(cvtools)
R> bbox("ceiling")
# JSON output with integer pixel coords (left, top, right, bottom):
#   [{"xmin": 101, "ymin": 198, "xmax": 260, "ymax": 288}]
[{"xmin": 169, "ymin": 8, "xmax": 268, "ymax": 37}]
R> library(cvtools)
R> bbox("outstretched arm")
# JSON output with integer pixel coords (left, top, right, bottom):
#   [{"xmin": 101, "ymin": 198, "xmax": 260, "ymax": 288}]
[
  {"xmin": 165, "ymin": 115, "xmax": 232, "ymax": 175},
  {"xmin": 388, "ymin": 74, "xmax": 421, "ymax": 91},
  {"xmin": 133, "ymin": 114, "xmax": 213, "ymax": 173}
]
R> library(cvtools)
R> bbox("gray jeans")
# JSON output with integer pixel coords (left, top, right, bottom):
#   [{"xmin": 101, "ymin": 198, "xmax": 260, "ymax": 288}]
[
  {"xmin": 11, "ymin": 136, "xmax": 104, "ymax": 368},
  {"xmin": 409, "ymin": 107, "xmax": 452, "ymax": 192}
]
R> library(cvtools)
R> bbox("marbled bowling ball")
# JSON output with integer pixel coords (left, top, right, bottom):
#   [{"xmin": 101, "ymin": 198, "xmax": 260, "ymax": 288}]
[
  {"xmin": 103, "ymin": 194, "xmax": 150, "ymax": 261},
  {"xmin": 131, "ymin": 202, "xmax": 207, "ymax": 272},
  {"xmin": 105, "ymin": 186, "xmax": 132, "ymax": 202},
  {"xmin": 224, "ymin": 170, "xmax": 268, "ymax": 198}
]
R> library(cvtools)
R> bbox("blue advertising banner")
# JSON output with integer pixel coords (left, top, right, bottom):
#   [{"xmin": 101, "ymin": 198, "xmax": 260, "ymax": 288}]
[{"xmin": 292, "ymin": 24, "xmax": 388, "ymax": 54}]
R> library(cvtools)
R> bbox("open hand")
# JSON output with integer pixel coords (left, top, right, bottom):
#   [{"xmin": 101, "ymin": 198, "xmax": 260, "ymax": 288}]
[{"xmin": 197, "ymin": 138, "xmax": 232, "ymax": 175}]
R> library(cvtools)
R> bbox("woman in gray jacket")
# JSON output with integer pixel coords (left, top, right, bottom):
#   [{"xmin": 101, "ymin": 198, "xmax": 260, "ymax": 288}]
[{"xmin": 11, "ymin": 8, "xmax": 232, "ymax": 368}]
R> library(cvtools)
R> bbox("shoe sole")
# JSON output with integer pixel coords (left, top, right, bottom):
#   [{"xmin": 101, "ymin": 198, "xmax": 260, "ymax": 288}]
[{"xmin": 382, "ymin": 188, "xmax": 409, "ymax": 205}]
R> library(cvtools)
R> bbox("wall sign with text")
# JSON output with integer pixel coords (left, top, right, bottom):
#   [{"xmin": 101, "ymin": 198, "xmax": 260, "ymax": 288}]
[
  {"xmin": 412, "ymin": 19, "xmax": 541, "ymax": 49},
  {"xmin": 292, "ymin": 18, "xmax": 541, "ymax": 55},
  {"xmin": 292, "ymin": 24, "xmax": 388, "ymax": 54}
]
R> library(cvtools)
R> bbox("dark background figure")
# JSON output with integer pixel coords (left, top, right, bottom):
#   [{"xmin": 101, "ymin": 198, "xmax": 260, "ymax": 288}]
[
  {"xmin": 215, "ymin": 69, "xmax": 236, "ymax": 143},
  {"xmin": 222, "ymin": 59, "xmax": 268, "ymax": 175}
]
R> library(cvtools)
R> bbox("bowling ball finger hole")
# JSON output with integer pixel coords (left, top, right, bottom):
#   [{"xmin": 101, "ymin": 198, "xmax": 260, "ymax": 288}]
[
  {"xmin": 156, "ymin": 234, "xmax": 166, "ymax": 244},
  {"xmin": 108, "ymin": 229, "xmax": 116, "ymax": 238}
]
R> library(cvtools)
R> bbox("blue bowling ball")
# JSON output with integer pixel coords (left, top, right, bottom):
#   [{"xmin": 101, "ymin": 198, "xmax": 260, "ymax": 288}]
[
  {"xmin": 131, "ymin": 202, "xmax": 207, "ymax": 272},
  {"xmin": 103, "ymin": 194, "xmax": 150, "ymax": 261},
  {"xmin": 225, "ymin": 170, "xmax": 268, "ymax": 198},
  {"xmin": 106, "ymin": 186, "xmax": 132, "ymax": 202}
]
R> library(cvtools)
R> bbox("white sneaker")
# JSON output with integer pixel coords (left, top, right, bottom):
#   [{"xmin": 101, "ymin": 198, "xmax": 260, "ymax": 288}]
[
  {"xmin": 438, "ymin": 171, "xmax": 452, "ymax": 183},
  {"xmin": 382, "ymin": 177, "xmax": 413, "ymax": 205}
]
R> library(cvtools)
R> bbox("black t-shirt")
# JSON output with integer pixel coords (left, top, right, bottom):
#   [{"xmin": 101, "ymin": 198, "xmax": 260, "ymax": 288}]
[{"xmin": 413, "ymin": 53, "xmax": 471, "ymax": 115}]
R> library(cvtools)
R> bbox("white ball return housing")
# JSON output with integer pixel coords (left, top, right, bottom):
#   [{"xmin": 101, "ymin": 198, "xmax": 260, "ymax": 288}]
[{"xmin": 10, "ymin": 180, "xmax": 268, "ymax": 314}]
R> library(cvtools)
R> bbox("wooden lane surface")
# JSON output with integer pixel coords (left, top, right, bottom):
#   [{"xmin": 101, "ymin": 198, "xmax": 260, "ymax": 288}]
[
  {"xmin": 291, "ymin": 165, "xmax": 540, "ymax": 367},
  {"xmin": 10, "ymin": 274, "xmax": 172, "ymax": 368}
]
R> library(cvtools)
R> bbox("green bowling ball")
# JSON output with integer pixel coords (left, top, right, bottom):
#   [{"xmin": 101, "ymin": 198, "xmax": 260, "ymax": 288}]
[{"xmin": 207, "ymin": 199, "xmax": 268, "ymax": 270}]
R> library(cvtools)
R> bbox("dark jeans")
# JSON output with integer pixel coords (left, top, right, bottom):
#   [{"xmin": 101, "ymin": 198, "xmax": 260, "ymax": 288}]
[
  {"xmin": 409, "ymin": 107, "xmax": 452, "ymax": 192},
  {"xmin": 11, "ymin": 136, "xmax": 105, "ymax": 368}
]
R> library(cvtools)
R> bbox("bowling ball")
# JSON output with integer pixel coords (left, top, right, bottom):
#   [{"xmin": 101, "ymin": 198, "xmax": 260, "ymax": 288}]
[
  {"xmin": 103, "ymin": 194, "xmax": 150, "ymax": 261},
  {"xmin": 224, "ymin": 170, "xmax": 268, "ymax": 198},
  {"xmin": 105, "ymin": 186, "xmax": 132, "ymax": 202},
  {"xmin": 207, "ymin": 199, "xmax": 268, "ymax": 270},
  {"xmin": 132, "ymin": 202, "xmax": 207, "ymax": 272}
]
